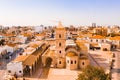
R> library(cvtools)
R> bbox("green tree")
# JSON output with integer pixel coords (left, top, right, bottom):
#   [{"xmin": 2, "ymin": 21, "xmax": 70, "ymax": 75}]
[
  {"xmin": 0, "ymin": 39, "xmax": 5, "ymax": 46},
  {"xmin": 76, "ymin": 65, "xmax": 110, "ymax": 80}
]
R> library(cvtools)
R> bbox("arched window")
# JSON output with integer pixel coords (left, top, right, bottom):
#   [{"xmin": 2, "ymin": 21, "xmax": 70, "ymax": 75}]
[
  {"xmin": 59, "ymin": 34, "xmax": 61, "ymax": 38},
  {"xmin": 8, "ymin": 70, "xmax": 11, "ymax": 73},
  {"xmin": 67, "ymin": 60, "xmax": 69, "ymax": 63},
  {"xmin": 102, "ymin": 40, "xmax": 104, "ymax": 42},
  {"xmin": 59, "ymin": 61, "xmax": 61, "ymax": 64},
  {"xmin": 19, "ymin": 71, "xmax": 22, "ymax": 73},
  {"xmin": 91, "ymin": 39, "xmax": 93, "ymax": 42},
  {"xmin": 82, "ymin": 62, "xmax": 84, "ymax": 65},
  {"xmin": 96, "ymin": 39, "xmax": 98, "ymax": 42},
  {"xmin": 74, "ymin": 60, "xmax": 76, "ymax": 64},
  {"xmin": 59, "ymin": 43, "xmax": 61, "ymax": 47},
  {"xmin": 59, "ymin": 51, "xmax": 61, "ymax": 53},
  {"xmin": 71, "ymin": 60, "xmax": 73, "ymax": 64}
]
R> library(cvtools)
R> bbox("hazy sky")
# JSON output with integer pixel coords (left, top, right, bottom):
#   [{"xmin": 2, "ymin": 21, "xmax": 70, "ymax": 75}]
[{"xmin": 0, "ymin": 0, "xmax": 120, "ymax": 26}]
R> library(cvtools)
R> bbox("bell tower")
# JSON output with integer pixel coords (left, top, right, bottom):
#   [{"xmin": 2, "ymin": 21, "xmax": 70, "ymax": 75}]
[{"xmin": 55, "ymin": 21, "xmax": 66, "ymax": 57}]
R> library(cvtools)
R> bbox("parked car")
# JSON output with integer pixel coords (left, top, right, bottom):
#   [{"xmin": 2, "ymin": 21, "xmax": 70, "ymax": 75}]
[
  {"xmin": 5, "ymin": 55, "xmax": 10, "ymax": 59},
  {"xmin": 8, "ymin": 52, "xmax": 13, "ymax": 56},
  {"xmin": 5, "ymin": 52, "xmax": 13, "ymax": 59}
]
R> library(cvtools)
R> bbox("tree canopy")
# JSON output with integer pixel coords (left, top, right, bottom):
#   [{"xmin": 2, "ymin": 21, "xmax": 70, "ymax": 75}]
[
  {"xmin": 0, "ymin": 39, "xmax": 5, "ymax": 46},
  {"xmin": 76, "ymin": 65, "xmax": 110, "ymax": 80}
]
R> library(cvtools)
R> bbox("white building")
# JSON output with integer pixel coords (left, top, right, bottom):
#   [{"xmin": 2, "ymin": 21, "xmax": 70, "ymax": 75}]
[
  {"xmin": 34, "ymin": 26, "xmax": 43, "ymax": 33},
  {"xmin": 7, "ymin": 62, "xmax": 23, "ymax": 76},
  {"xmin": 100, "ymin": 43, "xmax": 111, "ymax": 51},
  {"xmin": 89, "ymin": 35, "xmax": 106, "ymax": 43}
]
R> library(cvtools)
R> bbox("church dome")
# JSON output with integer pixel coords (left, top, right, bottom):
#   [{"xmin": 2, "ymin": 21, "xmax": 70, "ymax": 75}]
[{"xmin": 66, "ymin": 52, "xmax": 77, "ymax": 57}]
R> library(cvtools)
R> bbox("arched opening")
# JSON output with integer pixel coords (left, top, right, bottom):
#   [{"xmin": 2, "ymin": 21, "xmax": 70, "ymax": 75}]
[
  {"xmin": 23, "ymin": 65, "xmax": 30, "ymax": 76},
  {"xmin": 111, "ymin": 45, "xmax": 117, "ymax": 50},
  {"xmin": 45, "ymin": 57, "xmax": 52, "ymax": 68}
]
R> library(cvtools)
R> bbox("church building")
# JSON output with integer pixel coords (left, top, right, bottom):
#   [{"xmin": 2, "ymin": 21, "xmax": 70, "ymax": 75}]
[{"xmin": 42, "ymin": 22, "xmax": 90, "ymax": 70}]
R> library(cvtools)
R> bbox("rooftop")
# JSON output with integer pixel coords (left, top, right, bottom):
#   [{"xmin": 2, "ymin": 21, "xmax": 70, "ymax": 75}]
[
  {"xmin": 90, "ymin": 35, "xmax": 105, "ymax": 39},
  {"xmin": 66, "ymin": 52, "xmax": 77, "ymax": 57},
  {"xmin": 108, "ymin": 36, "xmax": 120, "ymax": 40}
]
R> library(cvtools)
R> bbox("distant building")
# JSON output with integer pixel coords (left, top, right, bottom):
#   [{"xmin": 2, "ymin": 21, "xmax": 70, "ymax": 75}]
[
  {"xmin": 92, "ymin": 23, "xmax": 96, "ymax": 27},
  {"xmin": 34, "ymin": 25, "xmax": 43, "ymax": 33},
  {"xmin": 93, "ymin": 28, "xmax": 108, "ymax": 36}
]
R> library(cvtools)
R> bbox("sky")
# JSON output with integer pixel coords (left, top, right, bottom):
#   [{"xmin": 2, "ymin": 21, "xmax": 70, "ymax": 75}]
[{"xmin": 0, "ymin": 0, "xmax": 120, "ymax": 27}]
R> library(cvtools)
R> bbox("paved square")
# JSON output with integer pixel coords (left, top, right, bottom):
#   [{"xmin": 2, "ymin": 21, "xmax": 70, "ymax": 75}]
[{"xmin": 39, "ymin": 68, "xmax": 81, "ymax": 80}]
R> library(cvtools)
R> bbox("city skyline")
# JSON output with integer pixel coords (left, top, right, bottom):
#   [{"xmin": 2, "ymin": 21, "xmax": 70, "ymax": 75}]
[{"xmin": 0, "ymin": 0, "xmax": 120, "ymax": 26}]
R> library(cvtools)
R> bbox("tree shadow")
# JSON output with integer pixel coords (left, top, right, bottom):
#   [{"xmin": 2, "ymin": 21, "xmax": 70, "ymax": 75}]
[
  {"xmin": 111, "ymin": 68, "xmax": 120, "ymax": 73},
  {"xmin": 94, "ymin": 57, "xmax": 107, "ymax": 61},
  {"xmin": 39, "ymin": 57, "xmax": 52, "ymax": 79}
]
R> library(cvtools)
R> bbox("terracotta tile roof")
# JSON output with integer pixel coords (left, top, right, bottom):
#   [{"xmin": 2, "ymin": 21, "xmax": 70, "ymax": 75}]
[
  {"xmin": 78, "ymin": 35, "xmax": 84, "ymax": 38},
  {"xmin": 22, "ymin": 33, "xmax": 31, "ymax": 37},
  {"xmin": 90, "ymin": 35, "xmax": 105, "ymax": 39},
  {"xmin": 66, "ymin": 52, "xmax": 77, "ymax": 57},
  {"xmin": 76, "ymin": 40, "xmax": 89, "ymax": 43},
  {"xmin": 6, "ymin": 43, "xmax": 16, "ymax": 47},
  {"xmin": 4, "ymin": 34, "xmax": 15, "ymax": 37},
  {"xmin": 108, "ymin": 36, "xmax": 120, "ymax": 40}
]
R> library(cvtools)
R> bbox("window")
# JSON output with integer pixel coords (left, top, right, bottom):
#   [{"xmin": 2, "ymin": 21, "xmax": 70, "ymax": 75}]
[
  {"xmin": 71, "ymin": 60, "xmax": 73, "ymax": 64},
  {"xmin": 59, "ymin": 61, "xmax": 61, "ymax": 64},
  {"xmin": 59, "ymin": 51, "xmax": 61, "ymax": 53},
  {"xmin": 59, "ymin": 34, "xmax": 61, "ymax": 38},
  {"xmin": 102, "ymin": 40, "xmax": 104, "ymax": 42},
  {"xmin": 67, "ymin": 60, "xmax": 69, "ymax": 63},
  {"xmin": 8, "ymin": 70, "xmax": 11, "ymax": 73},
  {"xmin": 82, "ymin": 62, "xmax": 84, "ymax": 65},
  {"xmin": 96, "ymin": 39, "xmax": 98, "ymax": 42},
  {"xmin": 75, "ymin": 61, "xmax": 76, "ymax": 64},
  {"xmin": 91, "ymin": 39, "xmax": 93, "ymax": 42},
  {"xmin": 19, "ymin": 71, "xmax": 22, "ymax": 73},
  {"xmin": 59, "ymin": 43, "xmax": 61, "ymax": 47}
]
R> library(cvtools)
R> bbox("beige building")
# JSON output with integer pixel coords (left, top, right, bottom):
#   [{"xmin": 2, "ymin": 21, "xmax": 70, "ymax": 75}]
[
  {"xmin": 42, "ymin": 22, "xmax": 90, "ymax": 70},
  {"xmin": 107, "ymin": 36, "xmax": 120, "ymax": 49},
  {"xmin": 93, "ymin": 27, "xmax": 108, "ymax": 36}
]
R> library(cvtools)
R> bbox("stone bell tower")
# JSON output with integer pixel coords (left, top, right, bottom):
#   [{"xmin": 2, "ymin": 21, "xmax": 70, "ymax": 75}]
[{"xmin": 55, "ymin": 21, "xmax": 66, "ymax": 57}]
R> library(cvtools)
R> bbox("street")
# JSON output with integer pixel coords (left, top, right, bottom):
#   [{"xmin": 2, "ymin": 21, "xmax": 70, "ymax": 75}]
[
  {"xmin": 0, "ymin": 48, "xmax": 24, "ymax": 79},
  {"xmin": 111, "ymin": 49, "xmax": 120, "ymax": 80}
]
